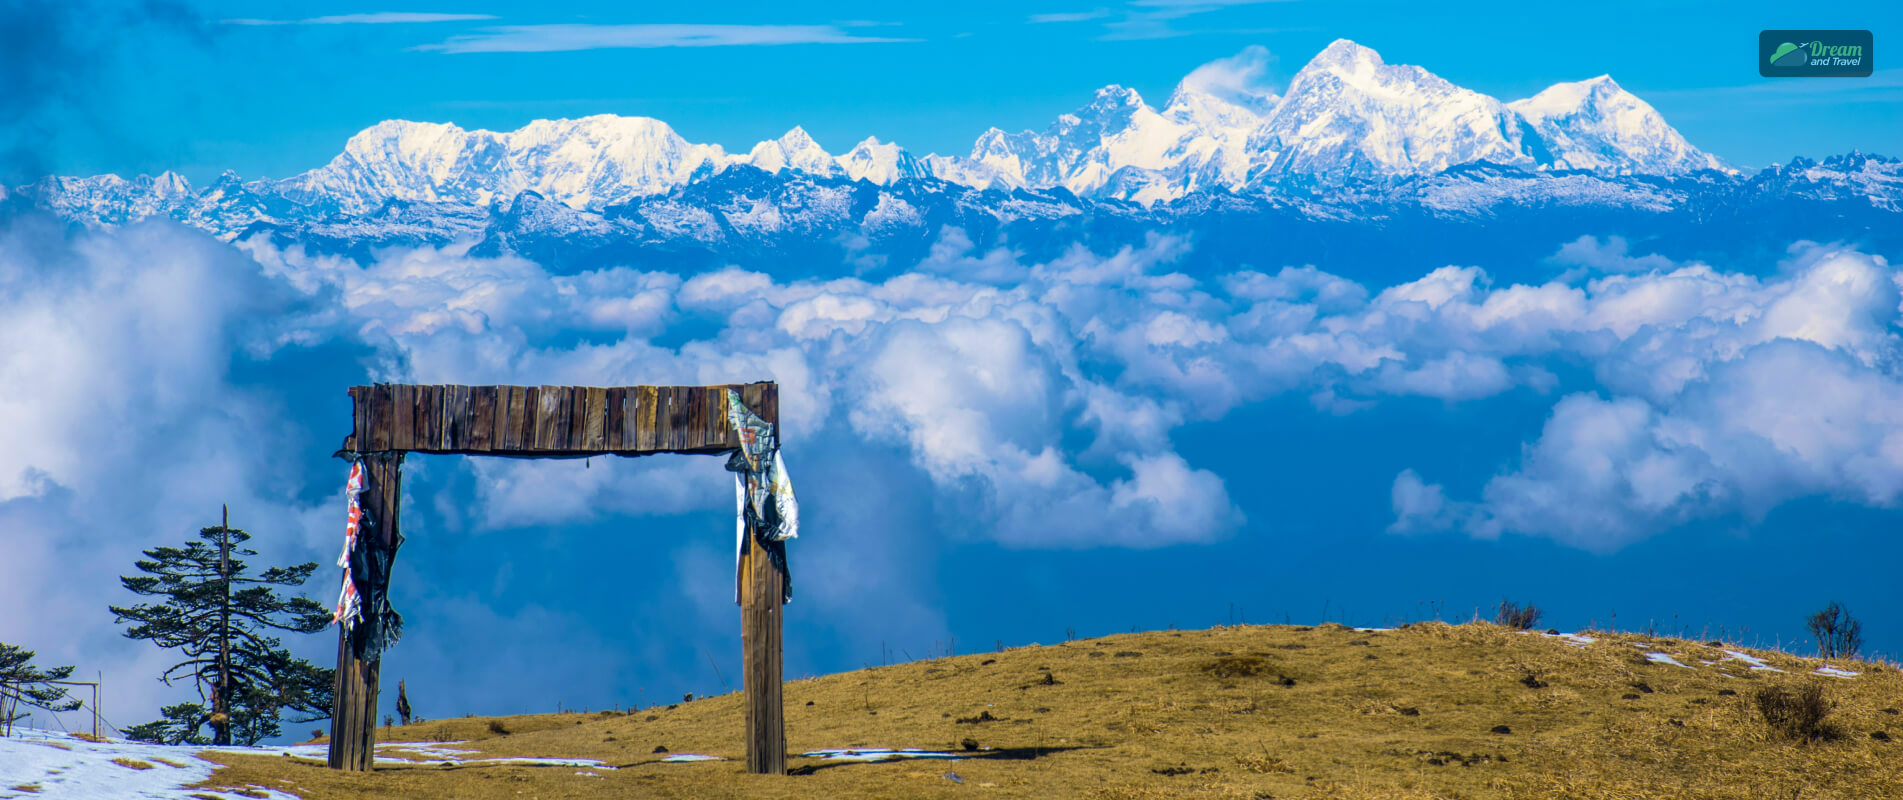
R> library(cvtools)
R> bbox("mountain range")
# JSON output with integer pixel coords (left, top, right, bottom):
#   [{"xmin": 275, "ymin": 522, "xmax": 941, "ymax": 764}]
[{"xmin": 6, "ymin": 39, "xmax": 1898, "ymax": 277}]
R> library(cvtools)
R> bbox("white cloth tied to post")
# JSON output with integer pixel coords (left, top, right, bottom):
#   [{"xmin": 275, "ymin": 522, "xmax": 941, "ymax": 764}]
[{"xmin": 726, "ymin": 389, "xmax": 797, "ymax": 603}]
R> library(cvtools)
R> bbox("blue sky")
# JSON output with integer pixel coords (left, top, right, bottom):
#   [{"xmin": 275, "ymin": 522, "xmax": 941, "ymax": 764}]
[
  {"xmin": 3, "ymin": 0, "xmax": 1902, "ymax": 740},
  {"xmin": 5, "ymin": 0, "xmax": 1900, "ymax": 185}
]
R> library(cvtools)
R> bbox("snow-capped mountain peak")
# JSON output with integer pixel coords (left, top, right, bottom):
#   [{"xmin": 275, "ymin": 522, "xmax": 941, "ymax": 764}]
[
  {"xmin": 837, "ymin": 137, "xmax": 929, "ymax": 185},
  {"xmin": 281, "ymin": 114, "xmax": 730, "ymax": 212},
  {"xmin": 1305, "ymin": 37, "xmax": 1386, "ymax": 73},
  {"xmin": 746, "ymin": 126, "xmax": 842, "ymax": 176},
  {"xmin": 1249, "ymin": 39, "xmax": 1534, "ymax": 182},
  {"xmin": 1508, "ymin": 76, "xmax": 1726, "ymax": 174}
]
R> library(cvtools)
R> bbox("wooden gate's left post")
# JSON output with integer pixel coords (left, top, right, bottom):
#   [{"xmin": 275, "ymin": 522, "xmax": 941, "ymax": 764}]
[{"xmin": 328, "ymin": 454, "xmax": 401, "ymax": 771}]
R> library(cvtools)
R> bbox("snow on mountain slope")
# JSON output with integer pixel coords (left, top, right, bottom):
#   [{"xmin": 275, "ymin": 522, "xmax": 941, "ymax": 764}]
[
  {"xmin": 837, "ymin": 136, "xmax": 931, "ymax": 184},
  {"xmin": 1508, "ymin": 76, "xmax": 1727, "ymax": 174},
  {"xmin": 24, "ymin": 171, "xmax": 194, "ymax": 224},
  {"xmin": 937, "ymin": 81, "xmax": 1272, "ymax": 203},
  {"xmin": 278, "ymin": 116, "xmax": 732, "ymax": 213},
  {"xmin": 1247, "ymin": 39, "xmax": 1534, "ymax": 183},
  {"xmin": 966, "ymin": 85, "xmax": 1157, "ymax": 190}
]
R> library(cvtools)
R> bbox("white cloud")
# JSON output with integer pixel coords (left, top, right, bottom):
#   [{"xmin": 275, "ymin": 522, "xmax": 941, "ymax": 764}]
[
  {"xmin": 1549, "ymin": 234, "xmax": 1679, "ymax": 275},
  {"xmin": 1388, "ymin": 244, "xmax": 1903, "ymax": 550},
  {"xmin": 1386, "ymin": 469, "xmax": 1458, "ymax": 534},
  {"xmin": 1175, "ymin": 44, "xmax": 1281, "ymax": 106},
  {"xmin": 225, "ymin": 12, "xmax": 497, "ymax": 25},
  {"xmin": 418, "ymin": 24, "xmax": 915, "ymax": 54},
  {"xmin": 1028, "ymin": 9, "xmax": 1113, "ymax": 23}
]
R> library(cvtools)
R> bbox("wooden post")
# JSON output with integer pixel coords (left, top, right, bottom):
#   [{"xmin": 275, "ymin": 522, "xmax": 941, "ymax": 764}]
[
  {"xmin": 740, "ymin": 522, "xmax": 786, "ymax": 775},
  {"xmin": 328, "ymin": 454, "xmax": 401, "ymax": 771},
  {"xmin": 328, "ymin": 625, "xmax": 379, "ymax": 770}
]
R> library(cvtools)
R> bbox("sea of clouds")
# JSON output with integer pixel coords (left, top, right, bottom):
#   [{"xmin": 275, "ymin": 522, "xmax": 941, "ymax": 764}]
[{"xmin": 2, "ymin": 211, "xmax": 1899, "ymax": 729}]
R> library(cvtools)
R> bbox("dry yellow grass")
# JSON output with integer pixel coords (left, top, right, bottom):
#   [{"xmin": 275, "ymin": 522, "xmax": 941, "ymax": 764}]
[{"xmin": 193, "ymin": 622, "xmax": 1899, "ymax": 799}]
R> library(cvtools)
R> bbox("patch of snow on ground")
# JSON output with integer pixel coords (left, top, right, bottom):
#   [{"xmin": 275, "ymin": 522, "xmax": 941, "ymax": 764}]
[
  {"xmin": 800, "ymin": 748, "xmax": 965, "ymax": 762},
  {"xmin": 660, "ymin": 754, "xmax": 724, "ymax": 762},
  {"xmin": 0, "ymin": 728, "xmax": 622, "ymax": 799},
  {"xmin": 1540, "ymin": 632, "xmax": 1596, "ymax": 647},
  {"xmin": 1644, "ymin": 652, "xmax": 1691, "ymax": 667},
  {"xmin": 0, "ymin": 728, "xmax": 300, "ymax": 800},
  {"xmin": 200, "ymin": 739, "xmax": 611, "ymax": 770},
  {"xmin": 1723, "ymin": 650, "xmax": 1784, "ymax": 672},
  {"xmin": 1814, "ymin": 665, "xmax": 1860, "ymax": 678}
]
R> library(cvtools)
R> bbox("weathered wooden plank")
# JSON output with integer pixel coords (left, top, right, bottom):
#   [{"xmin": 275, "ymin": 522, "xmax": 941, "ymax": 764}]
[
  {"xmin": 705, "ymin": 385, "xmax": 725, "ymax": 448},
  {"xmin": 468, "ymin": 386, "xmax": 495, "ymax": 452},
  {"xmin": 506, "ymin": 386, "xmax": 527, "ymax": 451},
  {"xmin": 568, "ymin": 386, "xmax": 591, "ymax": 448},
  {"xmin": 392, "ymin": 385, "xmax": 415, "ymax": 451},
  {"xmin": 431, "ymin": 385, "xmax": 447, "ymax": 450},
  {"xmin": 761, "ymin": 381, "xmax": 779, "ymax": 429},
  {"xmin": 349, "ymin": 387, "xmax": 368, "ymax": 452},
  {"xmin": 531, "ymin": 386, "xmax": 558, "ymax": 451},
  {"xmin": 411, "ymin": 385, "xmax": 428, "ymax": 451},
  {"xmin": 538, "ymin": 386, "xmax": 559, "ymax": 451},
  {"xmin": 407, "ymin": 386, "xmax": 425, "ymax": 450},
  {"xmin": 497, "ymin": 386, "xmax": 521, "ymax": 451},
  {"xmin": 679, "ymin": 387, "xmax": 698, "ymax": 450},
  {"xmin": 444, "ymin": 385, "xmax": 469, "ymax": 450},
  {"xmin": 491, "ymin": 386, "xmax": 509, "ymax": 451},
  {"xmin": 604, "ymin": 387, "xmax": 627, "ymax": 450},
  {"xmin": 635, "ymin": 385, "xmax": 659, "ymax": 451},
  {"xmin": 515, "ymin": 387, "xmax": 537, "ymax": 452},
  {"xmin": 583, "ymin": 387, "xmax": 608, "ymax": 450},
  {"xmin": 681, "ymin": 387, "xmax": 701, "ymax": 451},
  {"xmin": 368, "ymin": 385, "xmax": 394, "ymax": 451},
  {"xmin": 559, "ymin": 386, "xmax": 579, "ymax": 449},
  {"xmin": 416, "ymin": 386, "xmax": 439, "ymax": 450},
  {"xmin": 504, "ymin": 385, "xmax": 524, "ymax": 451}
]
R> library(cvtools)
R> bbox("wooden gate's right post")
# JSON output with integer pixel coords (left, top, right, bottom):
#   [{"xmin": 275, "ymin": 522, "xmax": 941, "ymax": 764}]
[
  {"xmin": 739, "ymin": 382, "xmax": 786, "ymax": 775},
  {"xmin": 740, "ymin": 523, "xmax": 787, "ymax": 775}
]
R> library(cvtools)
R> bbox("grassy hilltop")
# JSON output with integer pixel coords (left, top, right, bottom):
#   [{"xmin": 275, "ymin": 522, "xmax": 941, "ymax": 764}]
[{"xmin": 197, "ymin": 621, "xmax": 1898, "ymax": 800}]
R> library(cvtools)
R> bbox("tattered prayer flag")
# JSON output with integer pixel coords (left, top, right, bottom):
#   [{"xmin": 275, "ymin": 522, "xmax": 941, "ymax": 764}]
[
  {"xmin": 333, "ymin": 460, "xmax": 367, "ymax": 628},
  {"xmin": 333, "ymin": 573, "xmax": 361, "ymax": 628},
  {"xmin": 725, "ymin": 389, "xmax": 798, "ymax": 604},
  {"xmin": 769, "ymin": 450, "xmax": 798, "ymax": 543},
  {"xmin": 338, "ymin": 461, "xmax": 364, "ymax": 568}
]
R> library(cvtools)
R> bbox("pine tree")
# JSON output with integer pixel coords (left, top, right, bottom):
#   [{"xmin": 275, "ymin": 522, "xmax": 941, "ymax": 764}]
[
  {"xmin": 111, "ymin": 507, "xmax": 334, "ymax": 745},
  {"xmin": 0, "ymin": 642, "xmax": 83, "ymax": 737}
]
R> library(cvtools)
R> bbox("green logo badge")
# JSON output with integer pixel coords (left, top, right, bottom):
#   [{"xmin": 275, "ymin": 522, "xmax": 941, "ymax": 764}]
[{"xmin": 1761, "ymin": 30, "xmax": 1874, "ymax": 77}]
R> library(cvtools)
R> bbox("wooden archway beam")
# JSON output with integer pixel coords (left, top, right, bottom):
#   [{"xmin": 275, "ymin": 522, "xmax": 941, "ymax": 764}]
[{"xmin": 344, "ymin": 383, "xmax": 774, "ymax": 457}]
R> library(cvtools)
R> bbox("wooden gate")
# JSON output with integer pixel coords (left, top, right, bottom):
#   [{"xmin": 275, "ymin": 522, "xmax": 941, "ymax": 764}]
[{"xmin": 327, "ymin": 382, "xmax": 788, "ymax": 774}]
